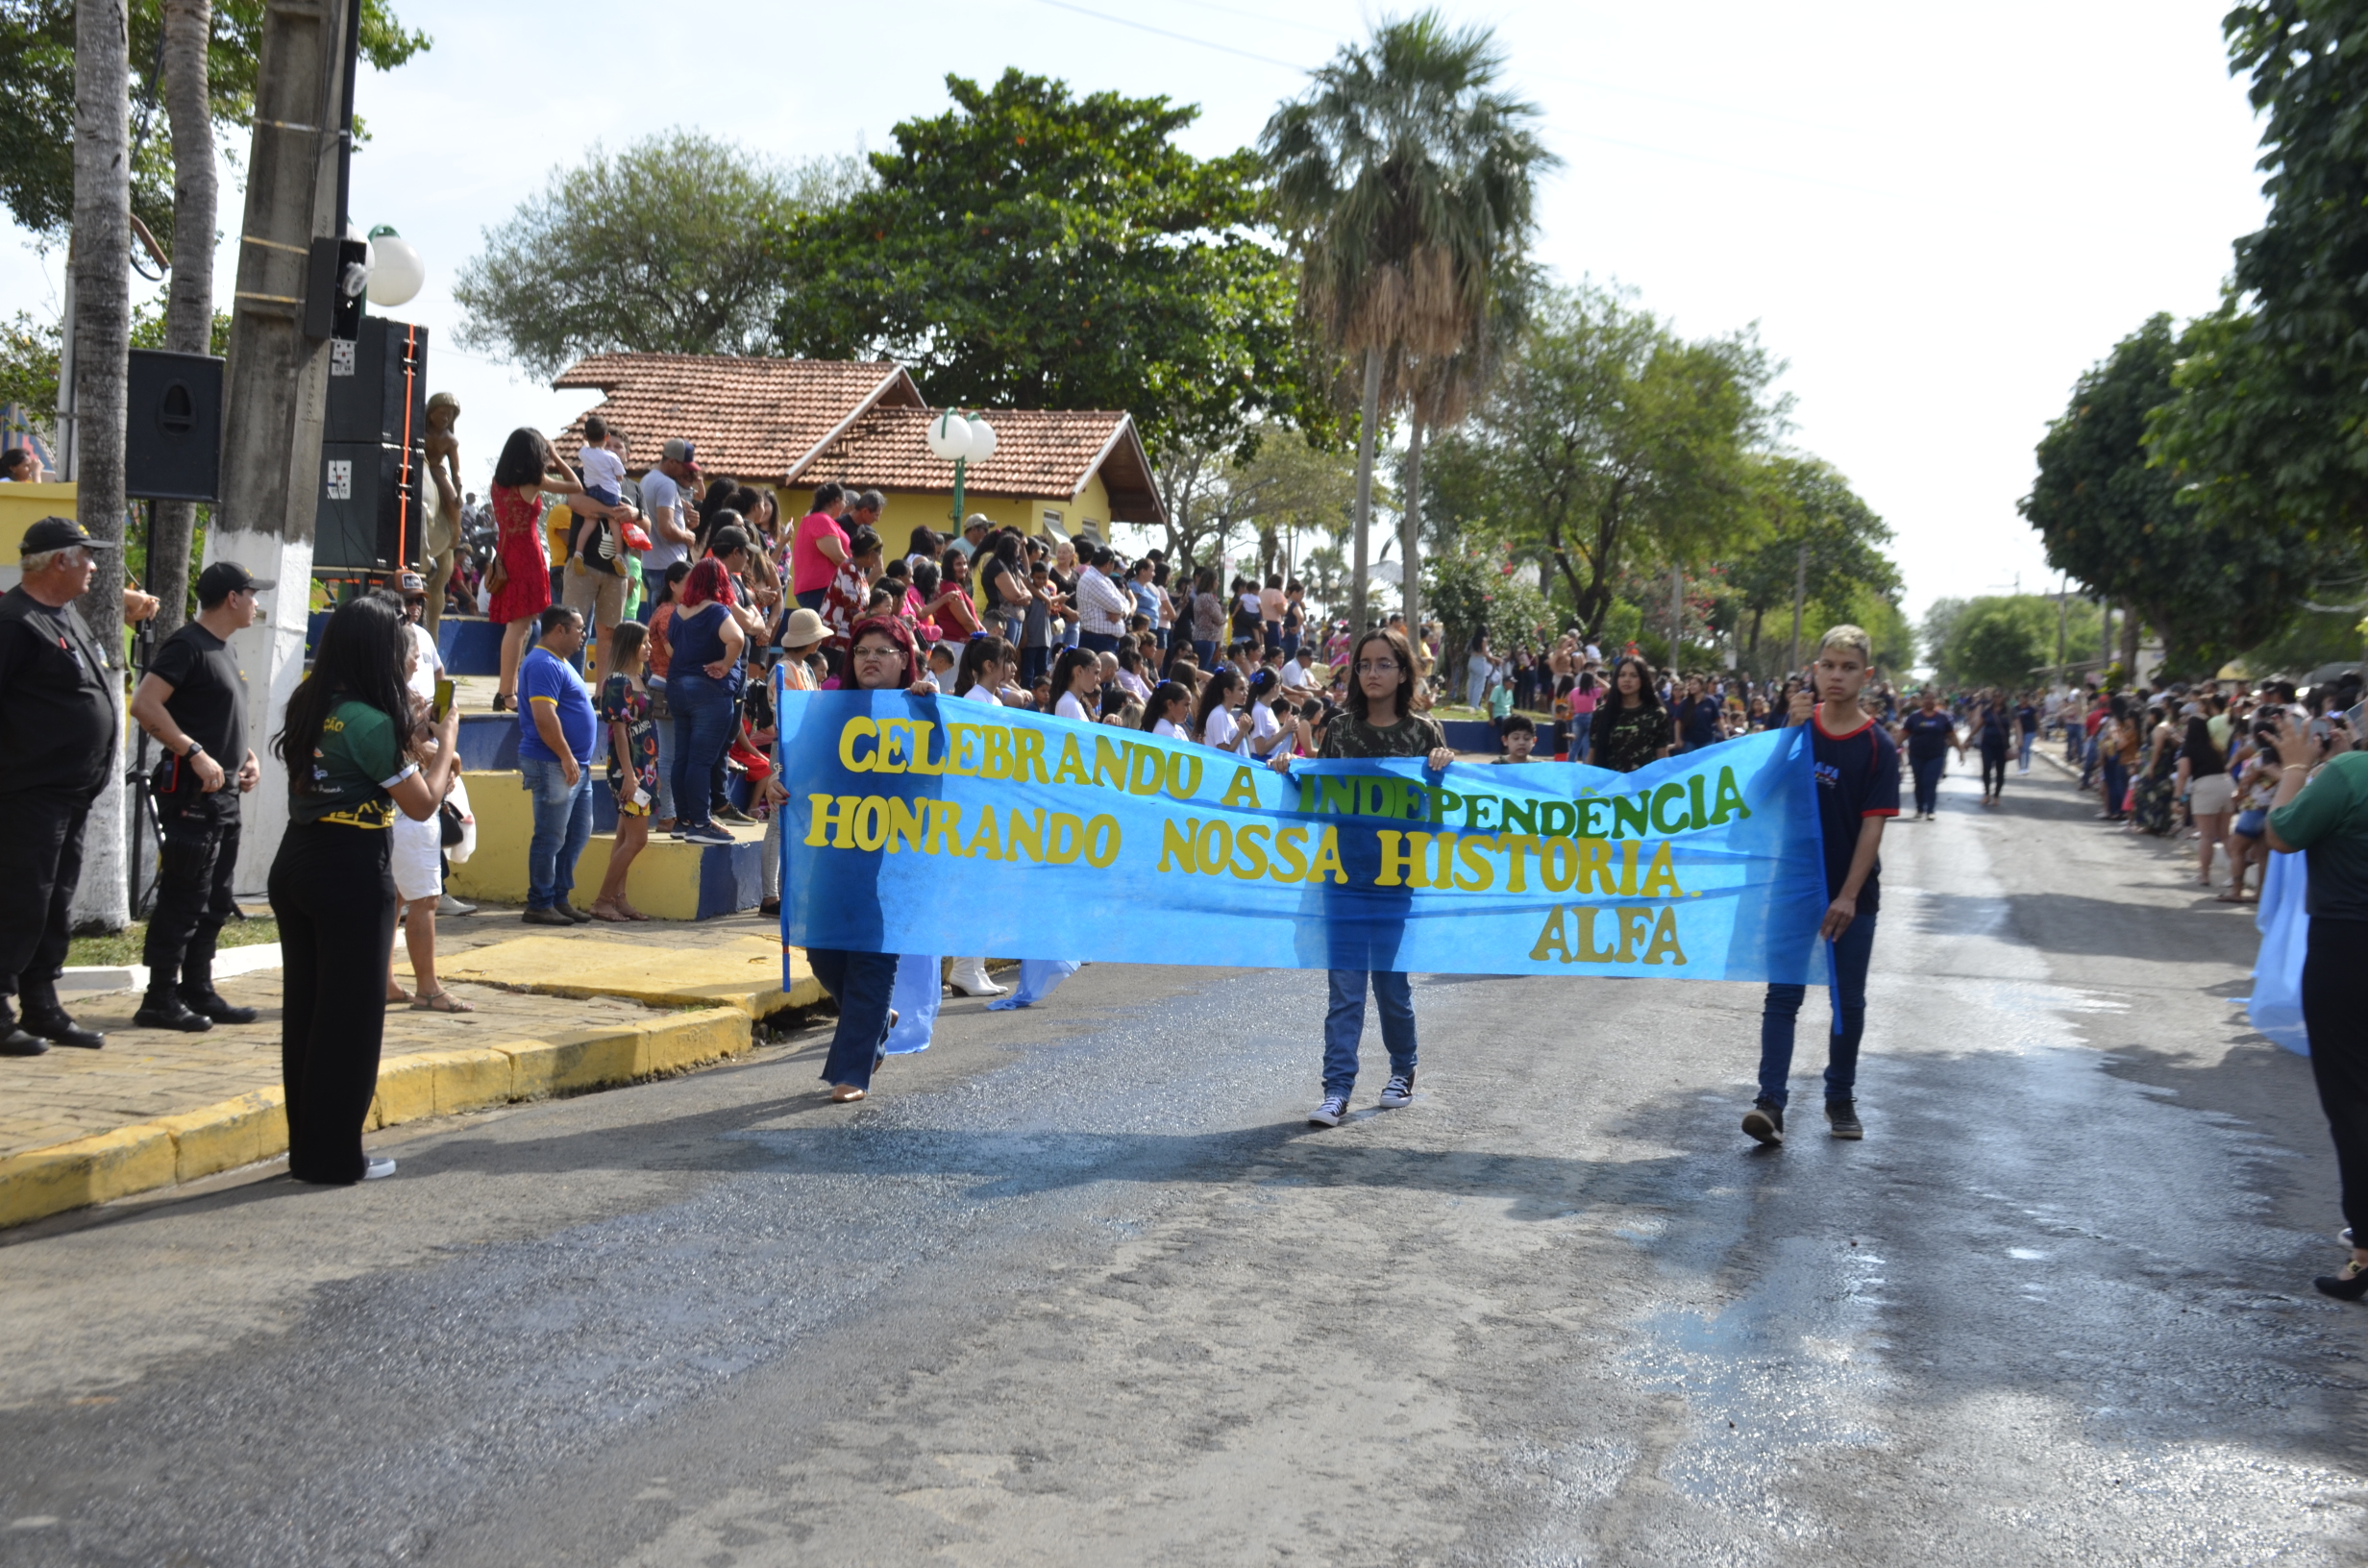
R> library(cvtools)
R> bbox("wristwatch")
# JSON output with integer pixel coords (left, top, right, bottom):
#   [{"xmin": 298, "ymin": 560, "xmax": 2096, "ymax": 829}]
[{"xmin": 182, "ymin": 742, "xmax": 205, "ymax": 760}]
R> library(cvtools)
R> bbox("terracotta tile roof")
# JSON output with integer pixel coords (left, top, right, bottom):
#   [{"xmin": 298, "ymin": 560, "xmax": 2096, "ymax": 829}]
[
  {"xmin": 803, "ymin": 407, "xmax": 1166, "ymax": 525},
  {"xmin": 551, "ymin": 355, "xmax": 924, "ymax": 483}
]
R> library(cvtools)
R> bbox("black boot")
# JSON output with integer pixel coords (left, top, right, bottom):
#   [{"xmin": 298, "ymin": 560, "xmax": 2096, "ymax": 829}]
[
  {"xmin": 179, "ymin": 987, "xmax": 257, "ymax": 1025},
  {"xmin": 0, "ymin": 999, "xmax": 47, "ymax": 1056},
  {"xmin": 133, "ymin": 990, "xmax": 212, "ymax": 1033},
  {"xmin": 21, "ymin": 996, "xmax": 105, "ymax": 1049}
]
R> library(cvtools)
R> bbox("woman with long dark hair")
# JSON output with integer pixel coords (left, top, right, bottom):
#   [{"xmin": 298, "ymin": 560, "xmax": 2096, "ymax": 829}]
[
  {"xmin": 1268, "ymin": 625, "xmax": 1455, "ymax": 1127},
  {"xmin": 268, "ymin": 593, "xmax": 461, "ymax": 1183},
  {"xmin": 1050, "ymin": 646, "xmax": 1102, "ymax": 723},
  {"xmin": 1194, "ymin": 666, "xmax": 1243, "ymax": 749},
  {"xmin": 487, "ymin": 428, "xmax": 626, "ymax": 712},
  {"xmin": 1590, "ymin": 656, "xmax": 1669, "ymax": 774},
  {"xmin": 667, "ymin": 558, "xmax": 747, "ymax": 846},
  {"xmin": 803, "ymin": 615, "xmax": 930, "ymax": 1100},
  {"xmin": 644, "ymin": 559, "xmax": 692, "ymax": 830}
]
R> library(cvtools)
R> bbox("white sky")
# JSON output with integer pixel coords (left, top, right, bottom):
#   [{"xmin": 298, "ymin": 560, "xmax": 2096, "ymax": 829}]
[{"xmin": 0, "ymin": 0, "xmax": 2269, "ymax": 622}]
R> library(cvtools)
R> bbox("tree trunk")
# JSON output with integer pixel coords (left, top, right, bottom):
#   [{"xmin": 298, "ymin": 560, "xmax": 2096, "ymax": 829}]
[
  {"xmin": 71, "ymin": 0, "xmax": 134, "ymax": 931},
  {"xmin": 151, "ymin": 0, "xmax": 215, "ymax": 638},
  {"xmin": 1400, "ymin": 417, "xmax": 1423, "ymax": 647},
  {"xmin": 2119, "ymin": 606, "xmax": 2141, "ymax": 682},
  {"xmin": 1347, "ymin": 345, "xmax": 1382, "ymax": 636}
]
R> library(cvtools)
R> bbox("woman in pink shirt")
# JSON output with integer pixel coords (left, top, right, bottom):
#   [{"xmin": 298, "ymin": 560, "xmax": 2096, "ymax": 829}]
[{"xmin": 789, "ymin": 481, "xmax": 851, "ymax": 610}]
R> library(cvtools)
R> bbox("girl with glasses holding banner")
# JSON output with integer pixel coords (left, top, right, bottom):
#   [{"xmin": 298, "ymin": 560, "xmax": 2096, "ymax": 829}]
[{"xmin": 1270, "ymin": 626, "xmax": 1455, "ymax": 1128}]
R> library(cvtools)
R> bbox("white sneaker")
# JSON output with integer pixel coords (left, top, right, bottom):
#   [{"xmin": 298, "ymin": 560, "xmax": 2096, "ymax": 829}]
[
  {"xmin": 1307, "ymin": 1095, "xmax": 1347, "ymax": 1127},
  {"xmin": 361, "ymin": 1156, "xmax": 397, "ymax": 1181},
  {"xmin": 1378, "ymin": 1072, "xmax": 1415, "ymax": 1109},
  {"xmin": 948, "ymin": 958, "xmax": 1006, "ymax": 997}
]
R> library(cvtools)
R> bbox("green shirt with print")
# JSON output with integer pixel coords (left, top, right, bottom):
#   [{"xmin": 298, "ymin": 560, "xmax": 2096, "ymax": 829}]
[
  {"xmin": 2268, "ymin": 748, "xmax": 2368, "ymax": 921},
  {"xmin": 290, "ymin": 698, "xmax": 413, "ymax": 828}
]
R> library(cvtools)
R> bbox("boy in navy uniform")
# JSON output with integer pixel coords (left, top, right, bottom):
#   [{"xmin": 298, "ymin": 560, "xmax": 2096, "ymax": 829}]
[{"xmin": 1746, "ymin": 624, "xmax": 1900, "ymax": 1145}]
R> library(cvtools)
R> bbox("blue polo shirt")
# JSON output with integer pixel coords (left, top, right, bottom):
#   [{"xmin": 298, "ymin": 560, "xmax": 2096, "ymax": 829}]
[{"xmin": 518, "ymin": 644, "xmax": 596, "ymax": 765}]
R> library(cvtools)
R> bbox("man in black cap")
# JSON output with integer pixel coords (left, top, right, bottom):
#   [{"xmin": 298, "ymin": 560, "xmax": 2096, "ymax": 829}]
[
  {"xmin": 0, "ymin": 517, "xmax": 121, "ymax": 1054},
  {"xmin": 126, "ymin": 560, "xmax": 271, "ymax": 1031}
]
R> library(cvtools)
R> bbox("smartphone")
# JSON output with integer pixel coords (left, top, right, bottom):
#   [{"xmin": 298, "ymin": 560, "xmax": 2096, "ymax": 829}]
[{"xmin": 433, "ymin": 676, "xmax": 455, "ymax": 722}]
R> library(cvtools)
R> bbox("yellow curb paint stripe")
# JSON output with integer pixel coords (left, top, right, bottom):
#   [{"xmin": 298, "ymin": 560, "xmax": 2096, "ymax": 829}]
[{"xmin": 3, "ymin": 1006, "xmax": 754, "ymax": 1232}]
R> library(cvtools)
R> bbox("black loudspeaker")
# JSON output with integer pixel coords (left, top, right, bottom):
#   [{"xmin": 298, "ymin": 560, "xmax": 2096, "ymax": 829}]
[
  {"xmin": 124, "ymin": 349, "xmax": 224, "ymax": 502},
  {"xmin": 324, "ymin": 317, "xmax": 429, "ymax": 446},
  {"xmin": 313, "ymin": 441, "xmax": 423, "ymax": 571}
]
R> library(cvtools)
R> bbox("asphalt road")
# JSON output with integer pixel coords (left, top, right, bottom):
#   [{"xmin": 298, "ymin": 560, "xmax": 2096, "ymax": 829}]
[{"xmin": 5, "ymin": 752, "xmax": 2366, "ymax": 1566}]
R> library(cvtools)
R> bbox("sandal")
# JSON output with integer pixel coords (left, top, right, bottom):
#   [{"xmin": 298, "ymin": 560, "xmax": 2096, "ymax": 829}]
[
  {"xmin": 385, "ymin": 988, "xmax": 412, "ymax": 1006},
  {"xmin": 589, "ymin": 900, "xmax": 630, "ymax": 923},
  {"xmin": 410, "ymin": 988, "xmax": 476, "ymax": 1014}
]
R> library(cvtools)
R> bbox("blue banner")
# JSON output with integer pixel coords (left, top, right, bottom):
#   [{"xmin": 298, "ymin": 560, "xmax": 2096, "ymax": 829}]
[{"xmin": 777, "ymin": 685, "xmax": 1829, "ymax": 984}]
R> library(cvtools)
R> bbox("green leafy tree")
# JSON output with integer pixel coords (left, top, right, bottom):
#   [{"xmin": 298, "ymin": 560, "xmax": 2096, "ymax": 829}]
[
  {"xmin": 1725, "ymin": 455, "xmax": 1898, "ymax": 674},
  {"xmin": 456, "ymin": 133, "xmax": 862, "ymax": 381},
  {"xmin": 1424, "ymin": 540, "xmax": 1550, "ymax": 698},
  {"xmin": 1931, "ymin": 597, "xmax": 2058, "ymax": 689},
  {"xmin": 1427, "ymin": 282, "xmax": 1780, "ymax": 642},
  {"xmin": 0, "ymin": 0, "xmax": 428, "ymax": 239},
  {"xmin": 2024, "ymin": 312, "xmax": 2339, "ymax": 674},
  {"xmin": 2148, "ymin": 5, "xmax": 2368, "ymax": 543},
  {"xmin": 774, "ymin": 69, "xmax": 1311, "ymax": 459},
  {"xmin": 1261, "ymin": 11, "xmax": 1553, "ymax": 635}
]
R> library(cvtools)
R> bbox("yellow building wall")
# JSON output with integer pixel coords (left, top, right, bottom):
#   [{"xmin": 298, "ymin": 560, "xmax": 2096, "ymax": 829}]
[
  {"xmin": 0, "ymin": 482, "xmax": 79, "ymax": 568},
  {"xmin": 792, "ymin": 473, "xmax": 1112, "ymax": 548}
]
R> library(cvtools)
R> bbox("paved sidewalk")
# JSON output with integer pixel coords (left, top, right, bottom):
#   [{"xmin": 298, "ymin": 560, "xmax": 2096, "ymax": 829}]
[{"xmin": 1, "ymin": 907, "xmax": 821, "ymax": 1229}]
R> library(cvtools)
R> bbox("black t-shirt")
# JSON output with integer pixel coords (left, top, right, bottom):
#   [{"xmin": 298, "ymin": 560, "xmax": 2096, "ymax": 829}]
[
  {"xmin": 1808, "ymin": 710, "xmax": 1903, "ymax": 913},
  {"xmin": 148, "ymin": 623, "xmax": 247, "ymax": 762},
  {"xmin": 1899, "ymin": 709, "xmax": 1957, "ymax": 764},
  {"xmin": 147, "ymin": 622, "xmax": 249, "ymax": 821},
  {"xmin": 0, "ymin": 586, "xmax": 117, "ymax": 799}
]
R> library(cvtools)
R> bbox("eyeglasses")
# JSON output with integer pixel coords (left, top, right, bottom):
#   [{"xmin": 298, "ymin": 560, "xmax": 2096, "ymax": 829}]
[
  {"xmin": 1356, "ymin": 660, "xmax": 1400, "ymax": 675},
  {"xmin": 851, "ymin": 645, "xmax": 902, "ymax": 660}
]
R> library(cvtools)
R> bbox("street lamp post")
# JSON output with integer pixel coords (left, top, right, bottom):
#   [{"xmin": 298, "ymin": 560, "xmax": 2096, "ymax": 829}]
[{"xmin": 925, "ymin": 409, "xmax": 998, "ymax": 528}]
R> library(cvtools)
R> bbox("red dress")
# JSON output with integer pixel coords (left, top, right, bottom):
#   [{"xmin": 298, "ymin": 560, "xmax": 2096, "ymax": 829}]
[{"xmin": 488, "ymin": 486, "xmax": 552, "ymax": 625}]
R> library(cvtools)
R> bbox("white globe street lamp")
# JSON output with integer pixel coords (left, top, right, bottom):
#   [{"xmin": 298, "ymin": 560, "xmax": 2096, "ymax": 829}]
[
  {"xmin": 925, "ymin": 408, "xmax": 996, "ymax": 529},
  {"xmin": 364, "ymin": 224, "xmax": 426, "ymax": 307}
]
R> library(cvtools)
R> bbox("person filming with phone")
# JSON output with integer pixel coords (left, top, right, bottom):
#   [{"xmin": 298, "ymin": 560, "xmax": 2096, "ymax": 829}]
[{"xmin": 127, "ymin": 561, "xmax": 269, "ymax": 1033}]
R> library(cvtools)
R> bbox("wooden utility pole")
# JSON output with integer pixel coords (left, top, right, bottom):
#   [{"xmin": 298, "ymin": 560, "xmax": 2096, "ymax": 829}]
[
  {"xmin": 213, "ymin": 0, "xmax": 360, "ymax": 894},
  {"xmin": 1786, "ymin": 542, "xmax": 1808, "ymax": 674}
]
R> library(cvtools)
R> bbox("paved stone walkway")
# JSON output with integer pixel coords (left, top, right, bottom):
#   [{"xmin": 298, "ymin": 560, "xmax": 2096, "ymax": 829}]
[{"xmin": 2, "ymin": 905, "xmax": 795, "ymax": 1166}]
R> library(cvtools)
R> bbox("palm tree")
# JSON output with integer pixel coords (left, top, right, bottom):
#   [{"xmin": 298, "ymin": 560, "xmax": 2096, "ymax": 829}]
[
  {"xmin": 71, "ymin": 0, "xmax": 135, "ymax": 928},
  {"xmin": 1261, "ymin": 10, "xmax": 1554, "ymax": 639}
]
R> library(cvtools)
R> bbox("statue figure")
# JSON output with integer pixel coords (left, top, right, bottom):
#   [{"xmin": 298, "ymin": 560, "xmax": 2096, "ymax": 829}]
[{"xmin": 420, "ymin": 391, "xmax": 462, "ymax": 636}]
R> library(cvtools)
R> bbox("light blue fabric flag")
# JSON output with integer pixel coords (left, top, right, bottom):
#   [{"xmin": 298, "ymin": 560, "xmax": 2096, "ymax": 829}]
[{"xmin": 777, "ymin": 685, "xmax": 1828, "ymax": 984}]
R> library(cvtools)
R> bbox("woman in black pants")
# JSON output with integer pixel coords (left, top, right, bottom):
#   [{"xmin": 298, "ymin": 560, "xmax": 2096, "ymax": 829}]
[
  {"xmin": 2263, "ymin": 712, "xmax": 2368, "ymax": 1300},
  {"xmin": 268, "ymin": 594, "xmax": 461, "ymax": 1184}
]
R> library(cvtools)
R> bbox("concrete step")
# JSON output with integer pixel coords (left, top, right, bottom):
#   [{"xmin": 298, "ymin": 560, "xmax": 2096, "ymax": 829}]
[{"xmin": 451, "ymin": 771, "xmax": 771, "ymax": 920}]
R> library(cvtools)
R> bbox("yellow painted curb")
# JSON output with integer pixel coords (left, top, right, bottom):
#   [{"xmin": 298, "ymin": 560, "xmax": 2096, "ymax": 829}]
[
  {"xmin": 2, "ymin": 1006, "xmax": 754, "ymax": 1232},
  {"xmin": 0, "ymin": 1124, "xmax": 178, "ymax": 1231}
]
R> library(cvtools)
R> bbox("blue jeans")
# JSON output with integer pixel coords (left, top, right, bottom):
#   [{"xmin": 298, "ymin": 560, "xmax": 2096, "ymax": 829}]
[
  {"xmin": 2017, "ymin": 730, "xmax": 2035, "ymax": 771},
  {"xmin": 668, "ymin": 669, "xmax": 735, "ymax": 831},
  {"xmin": 1080, "ymin": 630, "xmax": 1119, "ymax": 654},
  {"xmin": 2101, "ymin": 756, "xmax": 2129, "ymax": 819},
  {"xmin": 1322, "ymin": 968, "xmax": 1416, "ymax": 1098},
  {"xmin": 1758, "ymin": 912, "xmax": 1877, "ymax": 1108},
  {"xmin": 1910, "ymin": 754, "xmax": 1944, "ymax": 815},
  {"xmin": 807, "ymin": 947, "xmax": 898, "ymax": 1090},
  {"xmin": 519, "ymin": 757, "xmax": 594, "ymax": 911}
]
